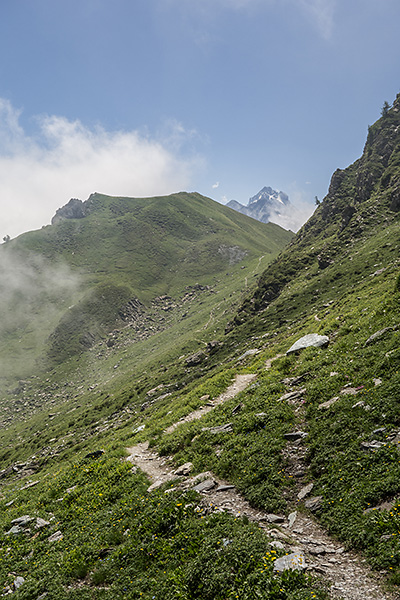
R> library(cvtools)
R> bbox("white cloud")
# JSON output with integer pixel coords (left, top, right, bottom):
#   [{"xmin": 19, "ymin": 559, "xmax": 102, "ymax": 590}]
[
  {"xmin": 212, "ymin": 181, "xmax": 220, "ymax": 189},
  {"xmin": 0, "ymin": 99, "xmax": 200, "ymax": 239}
]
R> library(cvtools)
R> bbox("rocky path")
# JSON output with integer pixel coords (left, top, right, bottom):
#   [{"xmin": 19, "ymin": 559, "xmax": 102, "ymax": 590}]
[
  {"xmin": 164, "ymin": 373, "xmax": 257, "ymax": 434},
  {"xmin": 126, "ymin": 367, "xmax": 394, "ymax": 600}
]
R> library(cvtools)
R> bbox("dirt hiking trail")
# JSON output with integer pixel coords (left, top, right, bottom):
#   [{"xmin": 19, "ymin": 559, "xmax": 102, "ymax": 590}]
[{"xmin": 127, "ymin": 369, "xmax": 395, "ymax": 600}]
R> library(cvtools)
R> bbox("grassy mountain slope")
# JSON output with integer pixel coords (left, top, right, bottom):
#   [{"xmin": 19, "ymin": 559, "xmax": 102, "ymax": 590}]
[
  {"xmin": 0, "ymin": 98, "xmax": 400, "ymax": 598},
  {"xmin": 0, "ymin": 192, "xmax": 292, "ymax": 383}
]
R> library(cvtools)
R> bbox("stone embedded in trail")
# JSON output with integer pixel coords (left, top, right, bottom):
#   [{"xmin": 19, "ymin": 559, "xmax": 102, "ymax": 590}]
[
  {"xmin": 266, "ymin": 514, "xmax": 285, "ymax": 523},
  {"xmin": 297, "ymin": 483, "xmax": 314, "ymax": 500},
  {"xmin": 174, "ymin": 462, "xmax": 193, "ymax": 476},
  {"xmin": 273, "ymin": 551, "xmax": 306, "ymax": 572},
  {"xmin": 193, "ymin": 478, "xmax": 216, "ymax": 493},
  {"xmin": 288, "ymin": 511, "xmax": 297, "ymax": 528},
  {"xmin": 215, "ymin": 484, "xmax": 235, "ymax": 492},
  {"xmin": 286, "ymin": 334, "xmax": 329, "ymax": 355},
  {"xmin": 269, "ymin": 540, "xmax": 285, "ymax": 550}
]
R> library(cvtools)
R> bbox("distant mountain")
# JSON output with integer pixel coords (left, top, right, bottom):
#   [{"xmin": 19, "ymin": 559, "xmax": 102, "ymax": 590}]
[{"xmin": 226, "ymin": 186, "xmax": 295, "ymax": 229}]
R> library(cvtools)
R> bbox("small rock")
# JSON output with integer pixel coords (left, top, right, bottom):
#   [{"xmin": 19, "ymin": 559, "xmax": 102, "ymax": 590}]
[
  {"xmin": 352, "ymin": 400, "xmax": 371, "ymax": 410},
  {"xmin": 11, "ymin": 515, "xmax": 32, "ymax": 527},
  {"xmin": 308, "ymin": 546, "xmax": 327, "ymax": 555},
  {"xmin": 266, "ymin": 514, "xmax": 285, "ymax": 523},
  {"xmin": 186, "ymin": 351, "xmax": 207, "ymax": 366},
  {"xmin": 20, "ymin": 480, "xmax": 39, "ymax": 490},
  {"xmin": 294, "ymin": 469, "xmax": 306, "ymax": 478},
  {"xmin": 133, "ymin": 425, "xmax": 145, "ymax": 434},
  {"xmin": 14, "ymin": 576, "xmax": 25, "ymax": 590},
  {"xmin": 372, "ymin": 428, "xmax": 386, "ymax": 437},
  {"xmin": 284, "ymin": 431, "xmax": 308, "ymax": 441},
  {"xmin": 146, "ymin": 384, "xmax": 164, "ymax": 398},
  {"xmin": 288, "ymin": 511, "xmax": 297, "ymax": 528},
  {"xmin": 297, "ymin": 483, "xmax": 314, "ymax": 501},
  {"xmin": 365, "ymin": 327, "xmax": 395, "ymax": 346},
  {"xmin": 269, "ymin": 540, "xmax": 285, "ymax": 550},
  {"xmin": 279, "ymin": 388, "xmax": 307, "ymax": 402},
  {"xmin": 174, "ymin": 462, "xmax": 193, "ymax": 476},
  {"xmin": 36, "ymin": 518, "xmax": 50, "ymax": 529},
  {"xmin": 202, "ymin": 423, "xmax": 233, "ymax": 434},
  {"xmin": 193, "ymin": 478, "xmax": 216, "ymax": 493},
  {"xmin": 48, "ymin": 530, "xmax": 63, "ymax": 543},
  {"xmin": 373, "ymin": 378, "xmax": 382, "ymax": 386},
  {"xmin": 273, "ymin": 551, "xmax": 306, "ymax": 572},
  {"xmin": 215, "ymin": 485, "xmax": 235, "ymax": 492},
  {"xmin": 305, "ymin": 496, "xmax": 323, "ymax": 512},
  {"xmin": 360, "ymin": 440, "xmax": 385, "ymax": 451},
  {"xmin": 5, "ymin": 525, "xmax": 23, "ymax": 536},
  {"xmin": 318, "ymin": 396, "xmax": 339, "ymax": 410},
  {"xmin": 147, "ymin": 480, "xmax": 165, "ymax": 492},
  {"xmin": 286, "ymin": 334, "xmax": 329, "ymax": 355},
  {"xmin": 341, "ymin": 385, "xmax": 364, "ymax": 395}
]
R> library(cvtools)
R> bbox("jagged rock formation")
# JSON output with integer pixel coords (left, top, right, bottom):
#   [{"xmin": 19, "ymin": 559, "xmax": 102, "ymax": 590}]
[{"xmin": 51, "ymin": 195, "xmax": 96, "ymax": 224}]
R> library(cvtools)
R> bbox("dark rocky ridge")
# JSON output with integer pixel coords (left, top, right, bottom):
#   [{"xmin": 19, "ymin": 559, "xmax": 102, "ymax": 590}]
[{"xmin": 231, "ymin": 93, "xmax": 400, "ymax": 324}]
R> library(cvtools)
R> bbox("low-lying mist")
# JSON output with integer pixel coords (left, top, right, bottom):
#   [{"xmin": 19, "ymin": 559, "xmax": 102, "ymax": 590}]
[{"xmin": 0, "ymin": 245, "xmax": 82, "ymax": 388}]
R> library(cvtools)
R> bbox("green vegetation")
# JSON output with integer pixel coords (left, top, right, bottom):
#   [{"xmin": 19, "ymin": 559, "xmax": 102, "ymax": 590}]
[
  {"xmin": 1, "ymin": 96, "xmax": 400, "ymax": 597},
  {"xmin": 0, "ymin": 450, "xmax": 328, "ymax": 599}
]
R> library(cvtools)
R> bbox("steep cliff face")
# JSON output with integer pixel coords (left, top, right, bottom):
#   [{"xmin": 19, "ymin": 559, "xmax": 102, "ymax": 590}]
[{"xmin": 232, "ymin": 94, "xmax": 400, "ymax": 324}]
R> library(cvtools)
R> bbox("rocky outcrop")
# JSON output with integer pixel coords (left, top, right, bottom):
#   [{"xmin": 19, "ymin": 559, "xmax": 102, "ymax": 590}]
[{"xmin": 51, "ymin": 197, "xmax": 93, "ymax": 224}]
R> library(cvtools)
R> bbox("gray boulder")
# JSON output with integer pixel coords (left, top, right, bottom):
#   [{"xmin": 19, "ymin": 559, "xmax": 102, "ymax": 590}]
[
  {"xmin": 286, "ymin": 334, "xmax": 329, "ymax": 355},
  {"xmin": 273, "ymin": 551, "xmax": 306, "ymax": 572}
]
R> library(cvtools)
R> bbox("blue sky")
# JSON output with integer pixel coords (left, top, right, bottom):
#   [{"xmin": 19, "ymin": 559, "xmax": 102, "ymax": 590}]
[{"xmin": 0, "ymin": 0, "xmax": 399, "ymax": 237}]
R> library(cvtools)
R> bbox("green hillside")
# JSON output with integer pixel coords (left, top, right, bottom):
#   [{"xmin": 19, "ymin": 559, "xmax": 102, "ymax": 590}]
[
  {"xmin": 0, "ymin": 191, "xmax": 292, "ymax": 383},
  {"xmin": 0, "ymin": 98, "xmax": 400, "ymax": 599}
]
